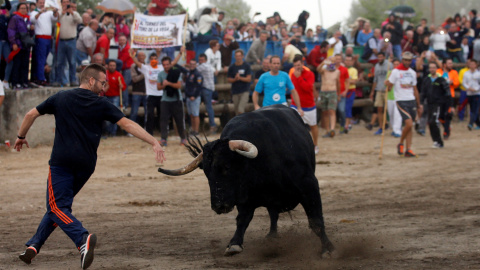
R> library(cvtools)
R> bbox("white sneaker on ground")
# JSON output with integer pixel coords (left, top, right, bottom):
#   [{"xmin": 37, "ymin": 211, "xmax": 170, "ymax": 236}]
[
  {"xmin": 79, "ymin": 234, "xmax": 97, "ymax": 269},
  {"xmin": 432, "ymin": 142, "xmax": 444, "ymax": 148}
]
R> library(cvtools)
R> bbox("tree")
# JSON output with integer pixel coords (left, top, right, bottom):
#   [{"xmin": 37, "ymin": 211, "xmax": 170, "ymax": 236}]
[{"xmin": 208, "ymin": 0, "xmax": 251, "ymax": 23}]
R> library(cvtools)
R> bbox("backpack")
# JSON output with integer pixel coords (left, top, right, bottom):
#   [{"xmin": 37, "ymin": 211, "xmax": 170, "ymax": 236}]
[{"xmin": 361, "ymin": 37, "xmax": 377, "ymax": 61}]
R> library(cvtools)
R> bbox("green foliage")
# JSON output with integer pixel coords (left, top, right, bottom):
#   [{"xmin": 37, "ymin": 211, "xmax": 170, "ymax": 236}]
[{"xmin": 209, "ymin": 0, "xmax": 251, "ymax": 23}]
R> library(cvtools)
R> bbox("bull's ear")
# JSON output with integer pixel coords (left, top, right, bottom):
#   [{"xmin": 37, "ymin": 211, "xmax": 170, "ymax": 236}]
[{"xmin": 229, "ymin": 140, "xmax": 258, "ymax": 159}]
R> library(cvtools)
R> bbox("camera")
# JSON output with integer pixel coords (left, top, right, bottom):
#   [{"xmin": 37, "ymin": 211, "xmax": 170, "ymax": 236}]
[
  {"xmin": 384, "ymin": 38, "xmax": 389, "ymax": 42},
  {"xmin": 66, "ymin": 4, "xmax": 70, "ymax": 15},
  {"xmin": 440, "ymin": 30, "xmax": 445, "ymax": 35}
]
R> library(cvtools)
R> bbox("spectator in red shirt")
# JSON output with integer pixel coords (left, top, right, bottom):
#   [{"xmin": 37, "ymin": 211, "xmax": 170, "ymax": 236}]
[
  {"xmin": 307, "ymin": 41, "xmax": 328, "ymax": 81},
  {"xmin": 104, "ymin": 60, "xmax": 126, "ymax": 136},
  {"xmin": 334, "ymin": 54, "xmax": 350, "ymax": 132},
  {"xmin": 289, "ymin": 54, "xmax": 319, "ymax": 154},
  {"xmin": 94, "ymin": 28, "xmax": 114, "ymax": 65},
  {"xmin": 148, "ymin": 0, "xmax": 177, "ymax": 16},
  {"xmin": 401, "ymin": 30, "xmax": 414, "ymax": 53},
  {"xmin": 117, "ymin": 34, "xmax": 133, "ymax": 107},
  {"xmin": 307, "ymin": 41, "xmax": 328, "ymax": 68},
  {"xmin": 114, "ymin": 16, "xmax": 130, "ymax": 42}
]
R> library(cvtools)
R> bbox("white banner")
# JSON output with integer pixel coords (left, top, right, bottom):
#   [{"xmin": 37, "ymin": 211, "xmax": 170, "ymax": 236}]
[{"xmin": 131, "ymin": 13, "xmax": 186, "ymax": 49}]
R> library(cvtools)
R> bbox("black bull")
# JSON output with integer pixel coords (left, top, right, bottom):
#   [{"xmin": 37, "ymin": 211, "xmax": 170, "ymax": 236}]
[{"xmin": 158, "ymin": 105, "xmax": 334, "ymax": 256}]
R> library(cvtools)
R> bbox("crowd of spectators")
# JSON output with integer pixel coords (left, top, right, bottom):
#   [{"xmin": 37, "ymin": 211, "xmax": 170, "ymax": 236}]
[{"xmin": 1, "ymin": 0, "xmax": 480, "ymax": 143}]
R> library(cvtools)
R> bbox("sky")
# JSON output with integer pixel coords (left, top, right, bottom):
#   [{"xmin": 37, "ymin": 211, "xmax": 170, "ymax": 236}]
[{"xmin": 179, "ymin": 0, "xmax": 354, "ymax": 29}]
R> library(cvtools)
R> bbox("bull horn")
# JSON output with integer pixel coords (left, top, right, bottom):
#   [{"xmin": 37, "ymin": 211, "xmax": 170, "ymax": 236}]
[
  {"xmin": 229, "ymin": 140, "xmax": 258, "ymax": 159},
  {"xmin": 158, "ymin": 152, "xmax": 203, "ymax": 176}
]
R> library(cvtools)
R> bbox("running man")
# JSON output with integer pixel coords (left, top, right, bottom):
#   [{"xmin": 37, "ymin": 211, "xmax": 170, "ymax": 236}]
[
  {"xmin": 385, "ymin": 52, "xmax": 423, "ymax": 157},
  {"xmin": 289, "ymin": 54, "xmax": 319, "ymax": 153},
  {"xmin": 14, "ymin": 64, "xmax": 165, "ymax": 269}
]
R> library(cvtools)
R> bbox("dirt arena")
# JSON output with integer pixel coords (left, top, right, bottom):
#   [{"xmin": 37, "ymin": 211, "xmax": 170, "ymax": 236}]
[{"xmin": 1, "ymin": 120, "xmax": 479, "ymax": 270}]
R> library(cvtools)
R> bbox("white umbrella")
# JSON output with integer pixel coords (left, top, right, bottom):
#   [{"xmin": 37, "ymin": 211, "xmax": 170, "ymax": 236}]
[{"xmin": 97, "ymin": 0, "xmax": 136, "ymax": 16}]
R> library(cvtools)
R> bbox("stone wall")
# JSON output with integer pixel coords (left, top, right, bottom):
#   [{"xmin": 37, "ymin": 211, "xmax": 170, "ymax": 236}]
[{"xmin": 0, "ymin": 88, "xmax": 67, "ymax": 147}]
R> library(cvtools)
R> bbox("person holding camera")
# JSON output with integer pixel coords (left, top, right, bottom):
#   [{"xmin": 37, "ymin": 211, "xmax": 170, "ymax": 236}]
[
  {"xmin": 7, "ymin": 2, "xmax": 34, "ymax": 89},
  {"xmin": 30, "ymin": 0, "xmax": 58, "ymax": 86},
  {"xmin": 54, "ymin": 0, "xmax": 81, "ymax": 87}
]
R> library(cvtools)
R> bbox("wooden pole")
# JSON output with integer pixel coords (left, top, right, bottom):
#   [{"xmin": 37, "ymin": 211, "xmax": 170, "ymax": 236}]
[
  {"xmin": 130, "ymin": 13, "xmax": 136, "ymax": 48},
  {"xmin": 182, "ymin": 13, "xmax": 188, "ymax": 61},
  {"xmin": 118, "ymin": 77, "xmax": 124, "ymax": 112},
  {"xmin": 379, "ymin": 89, "xmax": 389, "ymax": 160}
]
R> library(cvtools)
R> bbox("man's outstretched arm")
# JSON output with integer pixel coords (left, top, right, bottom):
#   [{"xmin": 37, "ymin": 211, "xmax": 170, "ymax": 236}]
[
  {"xmin": 117, "ymin": 117, "xmax": 166, "ymax": 163},
  {"xmin": 14, "ymin": 108, "xmax": 41, "ymax": 152}
]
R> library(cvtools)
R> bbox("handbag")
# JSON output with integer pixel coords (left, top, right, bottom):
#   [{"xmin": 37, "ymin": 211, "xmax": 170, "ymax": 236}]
[{"xmin": 18, "ymin": 32, "xmax": 35, "ymax": 48}]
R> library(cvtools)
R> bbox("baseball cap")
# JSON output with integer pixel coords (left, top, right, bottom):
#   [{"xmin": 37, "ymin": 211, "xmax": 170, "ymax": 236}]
[
  {"xmin": 402, "ymin": 51, "xmax": 414, "ymax": 60},
  {"xmin": 81, "ymin": 59, "xmax": 90, "ymax": 66}
]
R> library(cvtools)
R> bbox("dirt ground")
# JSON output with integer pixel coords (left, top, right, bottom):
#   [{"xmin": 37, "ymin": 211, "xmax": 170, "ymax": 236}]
[{"xmin": 1, "ymin": 120, "xmax": 479, "ymax": 270}]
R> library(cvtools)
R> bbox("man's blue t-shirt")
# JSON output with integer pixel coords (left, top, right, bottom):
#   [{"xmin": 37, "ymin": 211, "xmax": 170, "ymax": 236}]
[{"xmin": 255, "ymin": 71, "xmax": 294, "ymax": 107}]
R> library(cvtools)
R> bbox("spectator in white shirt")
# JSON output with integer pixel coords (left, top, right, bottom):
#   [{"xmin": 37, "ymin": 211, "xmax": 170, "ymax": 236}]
[
  {"xmin": 30, "ymin": 0, "xmax": 58, "ymax": 86},
  {"xmin": 430, "ymin": 26, "xmax": 451, "ymax": 59},
  {"xmin": 204, "ymin": 39, "xmax": 221, "ymax": 76}
]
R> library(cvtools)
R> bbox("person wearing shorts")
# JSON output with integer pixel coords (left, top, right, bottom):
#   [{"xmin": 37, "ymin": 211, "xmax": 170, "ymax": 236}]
[
  {"xmin": 289, "ymin": 54, "xmax": 320, "ymax": 153},
  {"xmin": 317, "ymin": 58, "xmax": 340, "ymax": 138},
  {"xmin": 386, "ymin": 52, "xmax": 423, "ymax": 157},
  {"xmin": 344, "ymin": 55, "xmax": 358, "ymax": 134},
  {"xmin": 185, "ymin": 59, "xmax": 203, "ymax": 135},
  {"xmin": 370, "ymin": 52, "xmax": 392, "ymax": 135}
]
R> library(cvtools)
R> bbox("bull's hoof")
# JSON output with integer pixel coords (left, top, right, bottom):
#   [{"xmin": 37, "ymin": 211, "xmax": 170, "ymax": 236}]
[
  {"xmin": 321, "ymin": 243, "xmax": 336, "ymax": 259},
  {"xmin": 266, "ymin": 232, "xmax": 279, "ymax": 239},
  {"xmin": 224, "ymin": 244, "xmax": 243, "ymax": 256}
]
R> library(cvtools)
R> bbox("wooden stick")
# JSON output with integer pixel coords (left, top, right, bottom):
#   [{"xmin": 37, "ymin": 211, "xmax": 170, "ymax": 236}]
[
  {"xmin": 118, "ymin": 77, "xmax": 124, "ymax": 111},
  {"xmin": 130, "ymin": 13, "xmax": 136, "ymax": 48},
  {"xmin": 379, "ymin": 89, "xmax": 389, "ymax": 160},
  {"xmin": 181, "ymin": 13, "xmax": 188, "ymax": 61}
]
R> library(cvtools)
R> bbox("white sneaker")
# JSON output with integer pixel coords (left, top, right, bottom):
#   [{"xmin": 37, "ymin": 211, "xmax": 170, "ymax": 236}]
[
  {"xmin": 432, "ymin": 142, "xmax": 444, "ymax": 148},
  {"xmin": 314, "ymin": 146, "xmax": 320, "ymax": 154},
  {"xmin": 3, "ymin": 81, "xmax": 10, "ymax": 90},
  {"xmin": 79, "ymin": 234, "xmax": 97, "ymax": 269}
]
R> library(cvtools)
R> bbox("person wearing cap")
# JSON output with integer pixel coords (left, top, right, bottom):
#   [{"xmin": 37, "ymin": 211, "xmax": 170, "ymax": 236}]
[
  {"xmin": 75, "ymin": 59, "xmax": 90, "ymax": 79},
  {"xmin": 385, "ymin": 51, "xmax": 423, "ymax": 157},
  {"xmin": 219, "ymin": 33, "xmax": 239, "ymax": 72},
  {"xmin": 290, "ymin": 32, "xmax": 307, "ymax": 55}
]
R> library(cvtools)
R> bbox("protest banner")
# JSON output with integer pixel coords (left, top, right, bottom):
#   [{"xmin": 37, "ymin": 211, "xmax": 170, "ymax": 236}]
[{"xmin": 131, "ymin": 13, "xmax": 186, "ymax": 48}]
